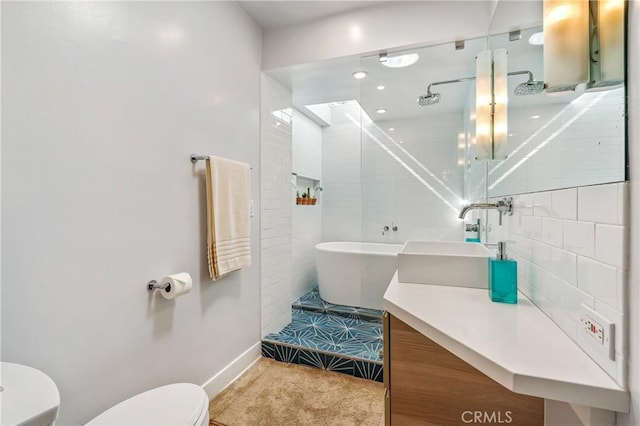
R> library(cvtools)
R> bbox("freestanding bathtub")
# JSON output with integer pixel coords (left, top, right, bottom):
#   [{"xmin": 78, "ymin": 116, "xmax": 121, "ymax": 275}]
[{"xmin": 315, "ymin": 242, "xmax": 404, "ymax": 310}]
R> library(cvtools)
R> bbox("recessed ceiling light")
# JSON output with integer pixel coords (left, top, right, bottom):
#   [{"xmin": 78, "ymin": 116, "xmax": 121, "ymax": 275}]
[
  {"xmin": 398, "ymin": 141, "xmax": 404, "ymax": 144},
  {"xmin": 377, "ymin": 85, "xmax": 385, "ymax": 90},
  {"xmin": 528, "ymin": 32, "xmax": 544, "ymax": 46},
  {"xmin": 531, "ymin": 115, "xmax": 541, "ymax": 119},
  {"xmin": 352, "ymin": 71, "xmax": 368, "ymax": 79},
  {"xmin": 376, "ymin": 109, "xmax": 387, "ymax": 114},
  {"xmin": 388, "ymin": 127, "xmax": 395, "ymax": 131},
  {"xmin": 381, "ymin": 53, "xmax": 419, "ymax": 68}
]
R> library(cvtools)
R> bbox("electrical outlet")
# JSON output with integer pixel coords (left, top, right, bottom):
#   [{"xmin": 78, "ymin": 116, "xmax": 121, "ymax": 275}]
[
  {"xmin": 580, "ymin": 304, "xmax": 615, "ymax": 361},
  {"xmin": 583, "ymin": 315, "xmax": 604, "ymax": 344}
]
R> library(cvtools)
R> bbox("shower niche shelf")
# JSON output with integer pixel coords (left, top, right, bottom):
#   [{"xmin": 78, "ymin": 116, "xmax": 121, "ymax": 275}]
[
  {"xmin": 295, "ymin": 197, "xmax": 317, "ymax": 205},
  {"xmin": 293, "ymin": 172, "xmax": 321, "ymax": 206}
]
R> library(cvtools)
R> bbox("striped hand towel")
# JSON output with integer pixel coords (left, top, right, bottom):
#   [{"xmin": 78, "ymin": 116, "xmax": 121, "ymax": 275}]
[{"xmin": 205, "ymin": 156, "xmax": 251, "ymax": 280}]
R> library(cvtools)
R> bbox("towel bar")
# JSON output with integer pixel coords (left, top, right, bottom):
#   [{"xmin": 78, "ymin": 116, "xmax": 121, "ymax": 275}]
[
  {"xmin": 190, "ymin": 154, "xmax": 252, "ymax": 169},
  {"xmin": 190, "ymin": 154, "xmax": 208, "ymax": 163}
]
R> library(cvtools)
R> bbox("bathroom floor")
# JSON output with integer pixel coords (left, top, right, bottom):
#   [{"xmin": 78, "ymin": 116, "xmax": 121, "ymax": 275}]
[
  {"xmin": 261, "ymin": 287, "xmax": 383, "ymax": 382},
  {"xmin": 208, "ymin": 357, "xmax": 384, "ymax": 426}
]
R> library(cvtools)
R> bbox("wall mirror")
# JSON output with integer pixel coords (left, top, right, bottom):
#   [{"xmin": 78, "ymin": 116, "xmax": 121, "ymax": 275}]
[
  {"xmin": 357, "ymin": 8, "xmax": 626, "ymax": 205},
  {"xmin": 484, "ymin": 25, "xmax": 626, "ymax": 197},
  {"xmin": 355, "ymin": 37, "xmax": 487, "ymax": 240},
  {"xmin": 273, "ymin": 0, "xmax": 627, "ymax": 248}
]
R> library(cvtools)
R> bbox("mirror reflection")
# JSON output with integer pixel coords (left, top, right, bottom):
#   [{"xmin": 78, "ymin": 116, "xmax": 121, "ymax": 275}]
[
  {"xmin": 357, "ymin": 25, "xmax": 625, "ymax": 203},
  {"xmin": 485, "ymin": 26, "xmax": 625, "ymax": 196},
  {"xmin": 281, "ymin": 8, "xmax": 625, "ymax": 245}
]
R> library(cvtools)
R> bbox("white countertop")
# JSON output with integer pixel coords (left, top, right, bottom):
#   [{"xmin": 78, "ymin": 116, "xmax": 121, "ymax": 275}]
[{"xmin": 383, "ymin": 273, "xmax": 629, "ymax": 413}]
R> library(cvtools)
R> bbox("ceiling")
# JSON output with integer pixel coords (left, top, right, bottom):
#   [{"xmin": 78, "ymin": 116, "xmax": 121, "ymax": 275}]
[{"xmin": 237, "ymin": 1, "xmax": 387, "ymax": 31}]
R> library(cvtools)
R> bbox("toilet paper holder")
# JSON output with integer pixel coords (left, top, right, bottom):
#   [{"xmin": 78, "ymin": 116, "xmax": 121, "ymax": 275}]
[{"xmin": 147, "ymin": 280, "xmax": 171, "ymax": 292}]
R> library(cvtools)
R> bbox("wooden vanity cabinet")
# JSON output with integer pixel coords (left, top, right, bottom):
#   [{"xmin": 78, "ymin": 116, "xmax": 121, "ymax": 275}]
[{"xmin": 383, "ymin": 312, "xmax": 544, "ymax": 425}]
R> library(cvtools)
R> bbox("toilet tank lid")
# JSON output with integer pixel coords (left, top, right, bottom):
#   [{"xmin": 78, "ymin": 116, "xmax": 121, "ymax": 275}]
[{"xmin": 86, "ymin": 383, "xmax": 208, "ymax": 426}]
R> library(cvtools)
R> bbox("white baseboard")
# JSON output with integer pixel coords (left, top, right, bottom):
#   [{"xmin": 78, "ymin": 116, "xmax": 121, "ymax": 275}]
[{"xmin": 202, "ymin": 341, "xmax": 261, "ymax": 398}]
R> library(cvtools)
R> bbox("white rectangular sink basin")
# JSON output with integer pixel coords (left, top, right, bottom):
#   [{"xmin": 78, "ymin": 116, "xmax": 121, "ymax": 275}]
[{"xmin": 397, "ymin": 241, "xmax": 494, "ymax": 288}]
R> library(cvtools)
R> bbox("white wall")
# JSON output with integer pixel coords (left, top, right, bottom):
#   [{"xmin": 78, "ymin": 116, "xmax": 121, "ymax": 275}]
[
  {"xmin": 620, "ymin": 0, "xmax": 639, "ymax": 423},
  {"xmin": 1, "ymin": 2, "xmax": 261, "ymax": 424},
  {"xmin": 487, "ymin": 183, "xmax": 628, "ymax": 387},
  {"xmin": 292, "ymin": 109, "xmax": 322, "ymax": 180},
  {"xmin": 262, "ymin": 1, "xmax": 495, "ymax": 70},
  {"xmin": 322, "ymin": 102, "xmax": 464, "ymax": 244},
  {"xmin": 322, "ymin": 102, "xmax": 363, "ymax": 243},
  {"xmin": 0, "ymin": 0, "xmax": 3, "ymax": 360},
  {"xmin": 260, "ymin": 74, "xmax": 293, "ymax": 337},
  {"xmin": 292, "ymin": 110, "xmax": 322, "ymax": 300}
]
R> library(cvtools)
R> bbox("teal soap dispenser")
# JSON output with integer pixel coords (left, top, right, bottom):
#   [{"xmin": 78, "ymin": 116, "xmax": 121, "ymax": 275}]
[{"xmin": 489, "ymin": 241, "xmax": 518, "ymax": 304}]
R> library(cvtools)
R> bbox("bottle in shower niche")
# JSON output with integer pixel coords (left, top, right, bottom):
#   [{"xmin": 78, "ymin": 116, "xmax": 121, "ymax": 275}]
[{"xmin": 488, "ymin": 242, "xmax": 518, "ymax": 304}]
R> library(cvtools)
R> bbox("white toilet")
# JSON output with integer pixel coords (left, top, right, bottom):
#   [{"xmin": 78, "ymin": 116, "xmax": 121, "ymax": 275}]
[
  {"xmin": 87, "ymin": 383, "xmax": 210, "ymax": 426},
  {"xmin": 1, "ymin": 362, "xmax": 60, "ymax": 426},
  {"xmin": 1, "ymin": 362, "xmax": 209, "ymax": 426}
]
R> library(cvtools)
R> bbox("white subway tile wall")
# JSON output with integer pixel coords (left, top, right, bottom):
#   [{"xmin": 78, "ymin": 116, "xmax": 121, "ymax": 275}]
[
  {"xmin": 321, "ymin": 102, "xmax": 363, "ymax": 242},
  {"xmin": 488, "ymin": 182, "xmax": 629, "ymax": 386},
  {"xmin": 540, "ymin": 217, "xmax": 564, "ymax": 248},
  {"xmin": 550, "ymin": 247, "xmax": 577, "ymax": 286},
  {"xmin": 322, "ymin": 103, "xmax": 465, "ymax": 243},
  {"xmin": 293, "ymin": 109, "xmax": 322, "ymax": 180},
  {"xmin": 595, "ymin": 224, "xmax": 627, "ymax": 269},
  {"xmin": 563, "ymin": 220, "xmax": 596, "ymax": 258},
  {"xmin": 488, "ymin": 88, "xmax": 625, "ymax": 195},
  {"xmin": 550, "ymin": 188, "xmax": 578, "ymax": 220},
  {"xmin": 578, "ymin": 184, "xmax": 625, "ymax": 225},
  {"xmin": 533, "ymin": 191, "xmax": 552, "ymax": 217},
  {"xmin": 292, "ymin": 110, "xmax": 322, "ymax": 301},
  {"xmin": 260, "ymin": 75, "xmax": 293, "ymax": 337}
]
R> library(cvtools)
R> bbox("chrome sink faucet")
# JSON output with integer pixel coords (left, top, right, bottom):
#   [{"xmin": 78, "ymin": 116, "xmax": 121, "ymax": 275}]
[{"xmin": 458, "ymin": 197, "xmax": 513, "ymax": 225}]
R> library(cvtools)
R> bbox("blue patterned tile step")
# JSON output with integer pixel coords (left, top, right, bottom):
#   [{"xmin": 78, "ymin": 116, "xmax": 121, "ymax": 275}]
[
  {"xmin": 262, "ymin": 309, "xmax": 383, "ymax": 382},
  {"xmin": 266, "ymin": 309, "xmax": 383, "ymax": 362},
  {"xmin": 292, "ymin": 286, "xmax": 383, "ymax": 321},
  {"xmin": 261, "ymin": 341, "xmax": 383, "ymax": 382}
]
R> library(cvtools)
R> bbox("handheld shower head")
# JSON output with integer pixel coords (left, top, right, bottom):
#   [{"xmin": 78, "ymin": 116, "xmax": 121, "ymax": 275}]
[{"xmin": 417, "ymin": 90, "xmax": 441, "ymax": 106}]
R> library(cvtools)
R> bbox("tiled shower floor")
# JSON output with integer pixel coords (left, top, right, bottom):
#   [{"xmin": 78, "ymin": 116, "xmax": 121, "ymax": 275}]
[
  {"xmin": 261, "ymin": 287, "xmax": 383, "ymax": 382},
  {"xmin": 293, "ymin": 287, "xmax": 383, "ymax": 321}
]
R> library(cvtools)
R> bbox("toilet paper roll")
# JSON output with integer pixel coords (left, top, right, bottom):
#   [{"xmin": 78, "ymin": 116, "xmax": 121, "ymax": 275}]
[{"xmin": 160, "ymin": 273, "xmax": 192, "ymax": 300}]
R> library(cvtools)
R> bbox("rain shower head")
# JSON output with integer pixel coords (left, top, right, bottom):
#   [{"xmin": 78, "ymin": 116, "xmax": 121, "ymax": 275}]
[
  {"xmin": 417, "ymin": 71, "xmax": 544, "ymax": 107},
  {"xmin": 417, "ymin": 76, "xmax": 475, "ymax": 107},
  {"xmin": 511, "ymin": 71, "xmax": 546, "ymax": 95},
  {"xmin": 417, "ymin": 90, "xmax": 441, "ymax": 106},
  {"xmin": 514, "ymin": 79, "xmax": 546, "ymax": 95}
]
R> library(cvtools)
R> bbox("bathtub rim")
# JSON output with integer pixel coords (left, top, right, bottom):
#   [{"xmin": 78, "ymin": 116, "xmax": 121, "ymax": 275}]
[{"xmin": 315, "ymin": 241, "xmax": 404, "ymax": 256}]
